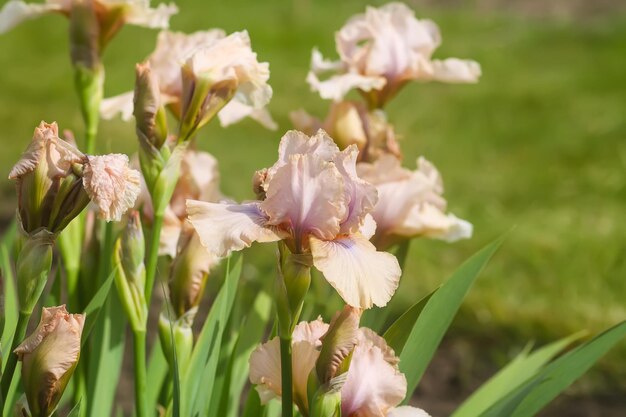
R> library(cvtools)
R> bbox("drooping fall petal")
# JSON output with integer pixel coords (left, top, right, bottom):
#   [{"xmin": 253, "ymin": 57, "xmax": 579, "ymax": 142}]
[
  {"xmin": 310, "ymin": 233, "xmax": 400, "ymax": 309},
  {"xmin": 187, "ymin": 200, "xmax": 286, "ymax": 258}
]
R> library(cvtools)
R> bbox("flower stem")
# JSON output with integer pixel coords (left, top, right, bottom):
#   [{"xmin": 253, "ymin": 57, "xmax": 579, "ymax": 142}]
[
  {"xmin": 0, "ymin": 311, "xmax": 30, "ymax": 401},
  {"xmin": 279, "ymin": 336, "xmax": 293, "ymax": 417},
  {"xmin": 145, "ymin": 212, "xmax": 164, "ymax": 305},
  {"xmin": 132, "ymin": 330, "xmax": 148, "ymax": 417}
]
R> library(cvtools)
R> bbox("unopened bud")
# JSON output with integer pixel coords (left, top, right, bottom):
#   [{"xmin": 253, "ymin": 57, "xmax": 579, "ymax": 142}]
[
  {"xmin": 112, "ymin": 210, "xmax": 147, "ymax": 331},
  {"xmin": 134, "ymin": 62, "xmax": 168, "ymax": 150},
  {"xmin": 158, "ymin": 312, "xmax": 194, "ymax": 376},
  {"xmin": 169, "ymin": 226, "xmax": 218, "ymax": 318},
  {"xmin": 15, "ymin": 305, "xmax": 85, "ymax": 417},
  {"xmin": 326, "ymin": 101, "xmax": 368, "ymax": 151},
  {"xmin": 316, "ymin": 305, "xmax": 361, "ymax": 384}
]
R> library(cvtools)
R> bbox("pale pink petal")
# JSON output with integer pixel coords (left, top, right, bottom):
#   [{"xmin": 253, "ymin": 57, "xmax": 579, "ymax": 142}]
[
  {"xmin": 388, "ymin": 406, "xmax": 431, "ymax": 417},
  {"xmin": 333, "ymin": 146, "xmax": 378, "ymax": 234},
  {"xmin": 400, "ymin": 204, "xmax": 473, "ymax": 242},
  {"xmin": 310, "ymin": 233, "xmax": 400, "ymax": 309},
  {"xmin": 341, "ymin": 338, "xmax": 406, "ymax": 416},
  {"xmin": 261, "ymin": 153, "xmax": 346, "ymax": 243},
  {"xmin": 83, "ymin": 154, "xmax": 141, "ymax": 222},
  {"xmin": 306, "ymin": 70, "xmax": 385, "ymax": 101},
  {"xmin": 0, "ymin": 0, "xmax": 63, "ymax": 34},
  {"xmin": 249, "ymin": 337, "xmax": 282, "ymax": 403},
  {"xmin": 359, "ymin": 213, "xmax": 377, "ymax": 240},
  {"xmin": 159, "ymin": 207, "xmax": 182, "ymax": 257},
  {"xmin": 274, "ymin": 130, "xmax": 340, "ymax": 171},
  {"xmin": 292, "ymin": 317, "xmax": 329, "ymax": 345},
  {"xmin": 218, "ymin": 100, "xmax": 277, "ymax": 130},
  {"xmin": 187, "ymin": 200, "xmax": 286, "ymax": 258},
  {"xmin": 170, "ymin": 150, "xmax": 222, "ymax": 218},
  {"xmin": 357, "ymin": 327, "xmax": 399, "ymax": 368},
  {"xmin": 187, "ymin": 30, "xmax": 272, "ymax": 108},
  {"xmin": 149, "ymin": 29, "xmax": 226, "ymax": 97},
  {"xmin": 250, "ymin": 323, "xmax": 325, "ymax": 411},
  {"xmin": 124, "ymin": 2, "xmax": 178, "ymax": 29},
  {"xmin": 428, "ymin": 58, "xmax": 481, "ymax": 83},
  {"xmin": 100, "ymin": 92, "xmax": 134, "ymax": 121}
]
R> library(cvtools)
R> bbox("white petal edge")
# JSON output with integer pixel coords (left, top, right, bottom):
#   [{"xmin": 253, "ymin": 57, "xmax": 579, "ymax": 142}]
[
  {"xmin": 306, "ymin": 70, "xmax": 386, "ymax": 102},
  {"xmin": 100, "ymin": 91, "xmax": 134, "ymax": 121},
  {"xmin": 310, "ymin": 233, "xmax": 400, "ymax": 309}
]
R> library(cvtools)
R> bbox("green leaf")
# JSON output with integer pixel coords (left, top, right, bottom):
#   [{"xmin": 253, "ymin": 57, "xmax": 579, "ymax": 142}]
[
  {"xmin": 146, "ymin": 336, "xmax": 168, "ymax": 413},
  {"xmin": 241, "ymin": 389, "xmax": 265, "ymax": 417},
  {"xmin": 85, "ymin": 288, "xmax": 127, "ymax": 417},
  {"xmin": 81, "ymin": 266, "xmax": 116, "ymax": 346},
  {"xmin": 67, "ymin": 400, "xmax": 82, "ymax": 417},
  {"xmin": 1, "ymin": 242, "xmax": 17, "ymax": 366},
  {"xmin": 509, "ymin": 321, "xmax": 626, "ymax": 417},
  {"xmin": 216, "ymin": 290, "xmax": 273, "ymax": 417},
  {"xmin": 179, "ymin": 253, "xmax": 243, "ymax": 417},
  {"xmin": 383, "ymin": 289, "xmax": 435, "ymax": 353},
  {"xmin": 452, "ymin": 332, "xmax": 584, "ymax": 417},
  {"xmin": 400, "ymin": 238, "xmax": 503, "ymax": 400}
]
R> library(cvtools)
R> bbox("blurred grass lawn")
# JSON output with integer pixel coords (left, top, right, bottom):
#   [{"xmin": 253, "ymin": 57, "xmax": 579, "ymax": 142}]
[{"xmin": 0, "ymin": 0, "xmax": 625, "ymax": 388}]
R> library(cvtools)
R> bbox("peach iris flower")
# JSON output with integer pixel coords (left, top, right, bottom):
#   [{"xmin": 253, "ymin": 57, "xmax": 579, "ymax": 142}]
[
  {"xmin": 249, "ymin": 318, "xmax": 430, "ymax": 417},
  {"xmin": 188, "ymin": 130, "xmax": 401, "ymax": 309},
  {"xmin": 307, "ymin": 2, "xmax": 481, "ymax": 106},
  {"xmin": 357, "ymin": 155, "xmax": 472, "ymax": 250},
  {"xmin": 101, "ymin": 29, "xmax": 276, "ymax": 130},
  {"xmin": 0, "ymin": 0, "xmax": 177, "ymax": 35}
]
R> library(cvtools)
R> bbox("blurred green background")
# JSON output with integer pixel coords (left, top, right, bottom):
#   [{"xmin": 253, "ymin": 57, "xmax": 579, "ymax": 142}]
[{"xmin": 0, "ymin": 0, "xmax": 625, "ymax": 412}]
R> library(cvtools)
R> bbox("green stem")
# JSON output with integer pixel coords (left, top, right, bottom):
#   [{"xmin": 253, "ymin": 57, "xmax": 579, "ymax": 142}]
[
  {"xmin": 98, "ymin": 222, "xmax": 115, "ymax": 285},
  {"xmin": 85, "ymin": 128, "xmax": 97, "ymax": 156},
  {"xmin": 0, "ymin": 311, "xmax": 30, "ymax": 402},
  {"xmin": 279, "ymin": 336, "xmax": 293, "ymax": 417},
  {"xmin": 133, "ymin": 330, "xmax": 148, "ymax": 417},
  {"xmin": 144, "ymin": 212, "xmax": 164, "ymax": 304}
]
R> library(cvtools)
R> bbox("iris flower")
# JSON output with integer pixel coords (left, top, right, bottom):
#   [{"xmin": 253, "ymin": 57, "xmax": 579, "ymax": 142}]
[{"xmin": 188, "ymin": 130, "xmax": 401, "ymax": 309}]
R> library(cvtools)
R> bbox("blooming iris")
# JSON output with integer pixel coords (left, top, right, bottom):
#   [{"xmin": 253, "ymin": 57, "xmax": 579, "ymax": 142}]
[
  {"xmin": 188, "ymin": 130, "xmax": 401, "ymax": 309},
  {"xmin": 307, "ymin": 2, "xmax": 481, "ymax": 106},
  {"xmin": 249, "ymin": 316, "xmax": 430, "ymax": 417},
  {"xmin": 101, "ymin": 29, "xmax": 276, "ymax": 130},
  {"xmin": 357, "ymin": 155, "xmax": 472, "ymax": 250}
]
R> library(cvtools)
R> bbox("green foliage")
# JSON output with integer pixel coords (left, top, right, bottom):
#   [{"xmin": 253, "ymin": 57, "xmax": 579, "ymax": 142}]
[{"xmin": 398, "ymin": 238, "xmax": 503, "ymax": 400}]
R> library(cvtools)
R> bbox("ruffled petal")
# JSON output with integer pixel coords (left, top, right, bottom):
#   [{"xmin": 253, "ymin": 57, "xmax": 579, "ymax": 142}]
[
  {"xmin": 82, "ymin": 154, "xmax": 141, "ymax": 222},
  {"xmin": 292, "ymin": 317, "xmax": 329, "ymax": 345},
  {"xmin": 187, "ymin": 200, "xmax": 286, "ymax": 258},
  {"xmin": 341, "ymin": 335, "xmax": 407, "ymax": 416},
  {"xmin": 100, "ymin": 91, "xmax": 134, "ymax": 121},
  {"xmin": 274, "ymin": 129, "xmax": 340, "ymax": 171},
  {"xmin": 249, "ymin": 337, "xmax": 282, "ymax": 403},
  {"xmin": 310, "ymin": 233, "xmax": 400, "ymax": 309},
  {"xmin": 261, "ymin": 152, "xmax": 346, "ymax": 243},
  {"xmin": 387, "ymin": 406, "xmax": 431, "ymax": 417},
  {"xmin": 333, "ymin": 146, "xmax": 378, "ymax": 234},
  {"xmin": 0, "ymin": 0, "xmax": 62, "ymax": 34}
]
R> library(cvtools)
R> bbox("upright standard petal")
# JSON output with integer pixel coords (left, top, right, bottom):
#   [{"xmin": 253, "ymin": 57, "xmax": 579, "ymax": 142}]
[
  {"xmin": 310, "ymin": 233, "xmax": 400, "ymax": 309},
  {"xmin": 83, "ymin": 154, "xmax": 141, "ymax": 221},
  {"xmin": 261, "ymin": 153, "xmax": 347, "ymax": 245},
  {"xmin": 187, "ymin": 200, "xmax": 286, "ymax": 258}
]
